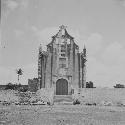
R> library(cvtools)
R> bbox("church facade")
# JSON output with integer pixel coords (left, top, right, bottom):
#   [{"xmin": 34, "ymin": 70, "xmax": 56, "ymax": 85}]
[{"xmin": 38, "ymin": 25, "xmax": 87, "ymax": 95}]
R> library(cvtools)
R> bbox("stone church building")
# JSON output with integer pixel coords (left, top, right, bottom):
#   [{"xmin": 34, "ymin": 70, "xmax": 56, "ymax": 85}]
[{"xmin": 38, "ymin": 25, "xmax": 87, "ymax": 95}]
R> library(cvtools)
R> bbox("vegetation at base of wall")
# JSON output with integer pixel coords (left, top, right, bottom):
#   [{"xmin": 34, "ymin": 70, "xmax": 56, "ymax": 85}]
[{"xmin": 5, "ymin": 83, "xmax": 28, "ymax": 92}]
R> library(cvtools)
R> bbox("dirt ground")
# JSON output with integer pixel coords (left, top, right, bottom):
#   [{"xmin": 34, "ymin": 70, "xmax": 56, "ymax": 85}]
[{"xmin": 0, "ymin": 104, "xmax": 125, "ymax": 125}]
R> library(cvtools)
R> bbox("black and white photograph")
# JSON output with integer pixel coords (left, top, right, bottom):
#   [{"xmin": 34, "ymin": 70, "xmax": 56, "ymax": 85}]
[{"xmin": 0, "ymin": 0, "xmax": 125, "ymax": 124}]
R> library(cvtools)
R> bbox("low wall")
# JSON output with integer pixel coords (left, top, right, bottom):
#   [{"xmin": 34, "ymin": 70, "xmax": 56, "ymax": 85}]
[
  {"xmin": 79, "ymin": 88, "xmax": 125, "ymax": 104},
  {"xmin": 1, "ymin": 88, "xmax": 125, "ymax": 105}
]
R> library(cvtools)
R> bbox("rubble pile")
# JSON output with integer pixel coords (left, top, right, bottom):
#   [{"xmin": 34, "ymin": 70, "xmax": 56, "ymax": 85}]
[{"xmin": 0, "ymin": 90, "xmax": 18, "ymax": 105}]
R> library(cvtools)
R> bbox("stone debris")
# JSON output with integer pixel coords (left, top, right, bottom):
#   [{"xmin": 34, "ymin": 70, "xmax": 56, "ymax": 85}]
[
  {"xmin": 99, "ymin": 101, "xmax": 113, "ymax": 106},
  {"xmin": 0, "ymin": 89, "xmax": 125, "ymax": 107}
]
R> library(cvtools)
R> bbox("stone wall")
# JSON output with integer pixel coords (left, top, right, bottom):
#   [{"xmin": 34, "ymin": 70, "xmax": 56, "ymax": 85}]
[
  {"xmin": 28, "ymin": 78, "xmax": 38, "ymax": 92},
  {"xmin": 79, "ymin": 88, "xmax": 125, "ymax": 105}
]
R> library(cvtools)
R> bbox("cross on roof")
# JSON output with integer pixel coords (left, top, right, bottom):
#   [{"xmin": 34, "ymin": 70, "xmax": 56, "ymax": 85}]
[{"xmin": 59, "ymin": 25, "xmax": 67, "ymax": 30}]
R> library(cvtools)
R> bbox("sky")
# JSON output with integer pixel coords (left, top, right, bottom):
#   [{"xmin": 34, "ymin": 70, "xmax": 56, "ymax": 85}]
[{"xmin": 1, "ymin": 0, "xmax": 125, "ymax": 87}]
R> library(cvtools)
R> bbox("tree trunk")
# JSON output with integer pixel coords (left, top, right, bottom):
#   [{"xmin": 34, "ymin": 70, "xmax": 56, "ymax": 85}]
[{"xmin": 18, "ymin": 75, "xmax": 19, "ymax": 85}]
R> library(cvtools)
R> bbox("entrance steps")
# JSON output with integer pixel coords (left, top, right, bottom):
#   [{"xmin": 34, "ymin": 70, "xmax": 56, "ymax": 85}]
[{"xmin": 54, "ymin": 95, "xmax": 73, "ymax": 105}]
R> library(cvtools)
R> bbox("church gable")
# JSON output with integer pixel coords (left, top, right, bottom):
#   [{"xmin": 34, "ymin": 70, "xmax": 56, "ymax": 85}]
[{"xmin": 38, "ymin": 25, "xmax": 87, "ymax": 95}]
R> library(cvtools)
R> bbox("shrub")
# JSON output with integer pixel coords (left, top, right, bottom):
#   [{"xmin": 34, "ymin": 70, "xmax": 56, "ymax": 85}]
[{"xmin": 73, "ymin": 99, "xmax": 80, "ymax": 105}]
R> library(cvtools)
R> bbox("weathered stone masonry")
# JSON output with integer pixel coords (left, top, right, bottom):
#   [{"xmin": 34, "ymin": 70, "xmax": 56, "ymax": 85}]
[{"xmin": 38, "ymin": 25, "xmax": 87, "ymax": 95}]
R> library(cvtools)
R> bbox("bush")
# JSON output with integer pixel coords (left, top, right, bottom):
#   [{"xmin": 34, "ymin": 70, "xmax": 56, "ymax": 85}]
[
  {"xmin": 73, "ymin": 99, "xmax": 80, "ymax": 105},
  {"xmin": 18, "ymin": 86, "xmax": 28, "ymax": 92},
  {"xmin": 5, "ymin": 83, "xmax": 28, "ymax": 92},
  {"xmin": 5, "ymin": 83, "xmax": 15, "ymax": 90}
]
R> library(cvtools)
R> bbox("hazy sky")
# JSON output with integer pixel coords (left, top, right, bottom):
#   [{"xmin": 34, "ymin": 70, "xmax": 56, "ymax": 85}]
[{"xmin": 1, "ymin": 0, "xmax": 125, "ymax": 87}]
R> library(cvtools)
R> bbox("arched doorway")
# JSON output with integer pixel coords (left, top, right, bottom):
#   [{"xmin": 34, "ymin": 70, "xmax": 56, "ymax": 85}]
[{"xmin": 56, "ymin": 78, "xmax": 68, "ymax": 95}]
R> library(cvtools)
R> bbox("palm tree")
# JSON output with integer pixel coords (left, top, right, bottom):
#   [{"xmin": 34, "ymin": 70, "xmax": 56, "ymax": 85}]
[{"xmin": 16, "ymin": 68, "xmax": 23, "ymax": 85}]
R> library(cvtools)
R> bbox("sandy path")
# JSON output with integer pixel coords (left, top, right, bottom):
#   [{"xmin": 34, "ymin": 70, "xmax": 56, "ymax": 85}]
[{"xmin": 0, "ymin": 105, "xmax": 125, "ymax": 125}]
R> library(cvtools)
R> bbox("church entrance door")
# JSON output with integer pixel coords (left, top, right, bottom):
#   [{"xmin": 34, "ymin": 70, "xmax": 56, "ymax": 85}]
[{"xmin": 56, "ymin": 78, "xmax": 68, "ymax": 95}]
